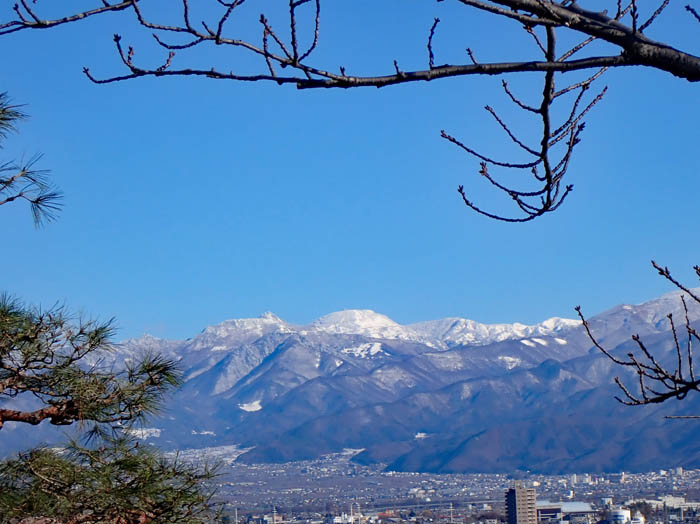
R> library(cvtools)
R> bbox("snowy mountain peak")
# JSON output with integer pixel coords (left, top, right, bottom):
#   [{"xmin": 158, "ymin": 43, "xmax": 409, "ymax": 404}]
[
  {"xmin": 409, "ymin": 315, "xmax": 581, "ymax": 348},
  {"xmin": 304, "ymin": 309, "xmax": 584, "ymax": 348},
  {"xmin": 309, "ymin": 309, "xmax": 403, "ymax": 338},
  {"xmin": 587, "ymin": 286, "xmax": 700, "ymax": 337},
  {"xmin": 11, "ymin": 287, "xmax": 700, "ymax": 472},
  {"xmin": 259, "ymin": 311, "xmax": 284, "ymax": 322},
  {"xmin": 190, "ymin": 314, "xmax": 292, "ymax": 350},
  {"xmin": 121, "ymin": 310, "xmax": 584, "ymax": 357},
  {"xmin": 121, "ymin": 333, "xmax": 167, "ymax": 345},
  {"xmin": 539, "ymin": 317, "xmax": 581, "ymax": 331},
  {"xmin": 204, "ymin": 313, "xmax": 288, "ymax": 333},
  {"xmin": 119, "ymin": 333, "xmax": 180, "ymax": 353}
]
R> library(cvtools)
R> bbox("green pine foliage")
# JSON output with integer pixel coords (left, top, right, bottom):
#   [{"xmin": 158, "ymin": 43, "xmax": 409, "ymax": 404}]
[
  {"xmin": 0, "ymin": 294, "xmax": 181, "ymax": 430},
  {"xmin": 0, "ymin": 296, "xmax": 223, "ymax": 522},
  {"xmin": 0, "ymin": 432, "xmax": 221, "ymax": 523},
  {"xmin": 0, "ymin": 93, "xmax": 62, "ymax": 225},
  {"xmin": 0, "ymin": 87, "xmax": 222, "ymax": 521}
]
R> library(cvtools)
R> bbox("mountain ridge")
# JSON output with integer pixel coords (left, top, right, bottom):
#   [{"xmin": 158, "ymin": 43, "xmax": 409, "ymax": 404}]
[{"xmin": 3, "ymin": 288, "xmax": 700, "ymax": 473}]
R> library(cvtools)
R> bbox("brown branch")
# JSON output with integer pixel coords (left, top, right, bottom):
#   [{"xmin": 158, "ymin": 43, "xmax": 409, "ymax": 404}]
[
  {"xmin": 454, "ymin": 0, "xmax": 558, "ymax": 27},
  {"xmin": 0, "ymin": 1, "xmax": 135, "ymax": 36},
  {"xmin": 559, "ymin": 35, "xmax": 596, "ymax": 62},
  {"xmin": 481, "ymin": 0, "xmax": 700, "ymax": 82},
  {"xmin": 440, "ymin": 130, "xmax": 539, "ymax": 169},
  {"xmin": 549, "ymin": 86, "xmax": 606, "ymax": 146},
  {"xmin": 0, "ymin": 403, "xmax": 72, "ymax": 427},
  {"xmin": 6, "ymin": 0, "xmax": 699, "ymax": 225},
  {"xmin": 428, "ymin": 18, "xmax": 440, "ymax": 70},
  {"xmin": 216, "ymin": 0, "xmax": 244, "ymax": 44},
  {"xmin": 86, "ymin": 53, "xmax": 635, "ymax": 88},
  {"xmin": 484, "ymin": 105, "xmax": 540, "ymax": 156},
  {"xmin": 652, "ymin": 260, "xmax": 700, "ymax": 305},
  {"xmin": 687, "ymin": 5, "xmax": 700, "ymax": 24},
  {"xmin": 298, "ymin": 0, "xmax": 321, "ymax": 62},
  {"xmin": 524, "ymin": 25, "xmax": 547, "ymax": 56},
  {"xmin": 682, "ymin": 296, "xmax": 696, "ymax": 383},
  {"xmin": 553, "ymin": 66, "xmax": 608, "ymax": 98},
  {"xmin": 639, "ymin": 0, "xmax": 671, "ymax": 32},
  {"xmin": 579, "ymin": 261, "xmax": 700, "ymax": 408},
  {"xmin": 538, "ymin": 26, "xmax": 556, "ymax": 211},
  {"xmin": 501, "ymin": 80, "xmax": 539, "ymax": 113},
  {"xmin": 436, "ymin": 19, "xmax": 598, "ymax": 222}
]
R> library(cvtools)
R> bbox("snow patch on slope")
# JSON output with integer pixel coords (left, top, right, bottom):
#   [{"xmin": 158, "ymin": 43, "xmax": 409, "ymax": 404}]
[
  {"xmin": 127, "ymin": 428, "xmax": 161, "ymax": 439},
  {"xmin": 239, "ymin": 400, "xmax": 262, "ymax": 412},
  {"xmin": 341, "ymin": 342, "xmax": 385, "ymax": 359},
  {"xmin": 425, "ymin": 352, "xmax": 465, "ymax": 371},
  {"xmin": 498, "ymin": 355, "xmax": 522, "ymax": 369}
]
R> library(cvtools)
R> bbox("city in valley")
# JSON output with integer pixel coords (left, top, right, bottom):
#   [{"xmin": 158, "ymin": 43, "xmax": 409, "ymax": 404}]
[{"xmin": 185, "ymin": 447, "xmax": 700, "ymax": 524}]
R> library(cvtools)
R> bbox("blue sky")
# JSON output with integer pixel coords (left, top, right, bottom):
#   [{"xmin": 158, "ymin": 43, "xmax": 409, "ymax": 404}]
[{"xmin": 2, "ymin": 2, "xmax": 699, "ymax": 340}]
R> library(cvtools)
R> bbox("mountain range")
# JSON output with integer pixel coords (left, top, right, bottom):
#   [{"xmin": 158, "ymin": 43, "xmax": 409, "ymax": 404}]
[{"xmin": 3, "ymin": 289, "xmax": 700, "ymax": 473}]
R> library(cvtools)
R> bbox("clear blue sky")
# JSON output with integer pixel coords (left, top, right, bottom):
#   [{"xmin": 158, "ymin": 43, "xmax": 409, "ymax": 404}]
[{"xmin": 2, "ymin": 2, "xmax": 699, "ymax": 340}]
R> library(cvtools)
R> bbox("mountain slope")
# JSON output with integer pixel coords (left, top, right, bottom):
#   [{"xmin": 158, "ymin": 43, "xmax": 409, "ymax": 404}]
[{"xmin": 2, "ymin": 290, "xmax": 700, "ymax": 472}]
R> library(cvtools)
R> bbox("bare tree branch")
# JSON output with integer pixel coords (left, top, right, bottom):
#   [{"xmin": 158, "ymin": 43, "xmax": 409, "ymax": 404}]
[
  {"xmin": 0, "ymin": 1, "xmax": 135, "ymax": 36},
  {"xmin": 578, "ymin": 260, "xmax": 700, "ymax": 409},
  {"xmin": 2, "ymin": 1, "xmax": 699, "ymax": 221},
  {"xmin": 686, "ymin": 4, "xmax": 700, "ymax": 24}
]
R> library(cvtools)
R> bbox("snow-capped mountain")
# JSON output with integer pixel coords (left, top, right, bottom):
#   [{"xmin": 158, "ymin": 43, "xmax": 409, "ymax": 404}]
[
  {"xmin": 185, "ymin": 308, "xmax": 583, "ymax": 350},
  {"xmin": 304, "ymin": 308, "xmax": 583, "ymax": 350},
  {"xmin": 4, "ymin": 289, "xmax": 700, "ymax": 473},
  {"xmin": 308, "ymin": 309, "xmax": 585, "ymax": 347},
  {"xmin": 189, "ymin": 312, "xmax": 293, "ymax": 351},
  {"xmin": 309, "ymin": 310, "xmax": 407, "ymax": 337},
  {"xmin": 408, "ymin": 316, "xmax": 580, "ymax": 348}
]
